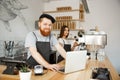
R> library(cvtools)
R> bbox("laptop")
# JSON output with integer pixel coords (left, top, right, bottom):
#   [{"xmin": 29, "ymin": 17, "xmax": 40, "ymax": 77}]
[{"xmin": 58, "ymin": 50, "xmax": 87, "ymax": 74}]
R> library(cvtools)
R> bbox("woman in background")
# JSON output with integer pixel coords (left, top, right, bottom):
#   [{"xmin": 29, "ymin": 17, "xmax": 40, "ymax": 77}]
[
  {"xmin": 58, "ymin": 25, "xmax": 70, "ymax": 51},
  {"xmin": 57, "ymin": 25, "xmax": 79, "ymax": 62}
]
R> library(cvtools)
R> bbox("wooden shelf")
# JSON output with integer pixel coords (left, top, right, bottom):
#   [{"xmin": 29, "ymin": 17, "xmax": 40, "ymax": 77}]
[
  {"xmin": 56, "ymin": 19, "xmax": 81, "ymax": 21},
  {"xmin": 43, "ymin": 10, "xmax": 85, "ymax": 22},
  {"xmin": 43, "ymin": 9, "xmax": 80, "ymax": 13},
  {"xmin": 52, "ymin": 29, "xmax": 80, "ymax": 31},
  {"xmin": 44, "ymin": 7, "xmax": 85, "ymax": 31},
  {"xmin": 55, "ymin": 19, "xmax": 84, "ymax": 22}
]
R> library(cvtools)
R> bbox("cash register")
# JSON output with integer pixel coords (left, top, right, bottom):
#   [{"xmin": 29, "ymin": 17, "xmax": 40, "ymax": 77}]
[{"xmin": 1, "ymin": 58, "xmax": 26, "ymax": 75}]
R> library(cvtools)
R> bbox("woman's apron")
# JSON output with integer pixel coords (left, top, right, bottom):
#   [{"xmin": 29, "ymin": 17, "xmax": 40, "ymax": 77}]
[{"xmin": 57, "ymin": 39, "xmax": 71, "ymax": 63}]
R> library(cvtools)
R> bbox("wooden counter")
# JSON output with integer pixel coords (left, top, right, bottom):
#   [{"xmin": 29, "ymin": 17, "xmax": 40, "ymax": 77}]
[{"xmin": 0, "ymin": 57, "xmax": 120, "ymax": 80}]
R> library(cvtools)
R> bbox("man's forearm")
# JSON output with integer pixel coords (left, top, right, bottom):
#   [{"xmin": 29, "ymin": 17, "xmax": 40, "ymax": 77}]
[
  {"xmin": 55, "ymin": 44, "xmax": 66, "ymax": 59},
  {"xmin": 29, "ymin": 47, "xmax": 49, "ymax": 68}
]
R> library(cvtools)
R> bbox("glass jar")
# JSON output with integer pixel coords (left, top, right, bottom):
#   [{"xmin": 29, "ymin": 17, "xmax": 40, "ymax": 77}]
[{"xmin": 97, "ymin": 48, "xmax": 105, "ymax": 61}]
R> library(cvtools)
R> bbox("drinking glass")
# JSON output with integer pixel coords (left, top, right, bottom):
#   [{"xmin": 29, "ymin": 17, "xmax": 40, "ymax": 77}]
[
  {"xmin": 97, "ymin": 48, "xmax": 105, "ymax": 62},
  {"xmin": 90, "ymin": 44, "xmax": 98, "ymax": 60}
]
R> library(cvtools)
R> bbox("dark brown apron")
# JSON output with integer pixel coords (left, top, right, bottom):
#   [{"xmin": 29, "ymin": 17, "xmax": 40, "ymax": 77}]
[
  {"xmin": 26, "ymin": 32, "xmax": 51, "ymax": 68},
  {"xmin": 57, "ymin": 39, "xmax": 71, "ymax": 63}
]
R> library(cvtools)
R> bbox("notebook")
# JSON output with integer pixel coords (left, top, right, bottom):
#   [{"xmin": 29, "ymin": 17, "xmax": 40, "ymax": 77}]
[{"xmin": 58, "ymin": 50, "xmax": 87, "ymax": 74}]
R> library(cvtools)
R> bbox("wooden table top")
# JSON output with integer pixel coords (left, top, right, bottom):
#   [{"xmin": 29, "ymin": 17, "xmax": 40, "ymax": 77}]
[{"xmin": 0, "ymin": 57, "xmax": 120, "ymax": 80}]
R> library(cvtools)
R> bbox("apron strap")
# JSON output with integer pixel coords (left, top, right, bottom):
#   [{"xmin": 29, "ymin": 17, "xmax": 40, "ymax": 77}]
[
  {"xmin": 32, "ymin": 32, "xmax": 38, "ymax": 41},
  {"xmin": 32, "ymin": 32, "xmax": 52, "ymax": 50},
  {"xmin": 62, "ymin": 39, "xmax": 65, "ymax": 45}
]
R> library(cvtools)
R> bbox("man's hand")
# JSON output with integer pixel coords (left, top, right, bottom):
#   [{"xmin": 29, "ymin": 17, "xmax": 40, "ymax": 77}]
[
  {"xmin": 45, "ymin": 64, "xmax": 61, "ymax": 71},
  {"xmin": 73, "ymin": 41, "xmax": 79, "ymax": 47}
]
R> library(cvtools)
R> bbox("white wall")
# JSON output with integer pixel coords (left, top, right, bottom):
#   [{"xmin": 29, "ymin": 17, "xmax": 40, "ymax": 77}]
[
  {"xmin": 83, "ymin": 0, "xmax": 120, "ymax": 74},
  {"xmin": 0, "ymin": 0, "xmax": 44, "ymax": 57},
  {"xmin": 0, "ymin": 0, "xmax": 44, "ymax": 41},
  {"xmin": 44, "ymin": 0, "xmax": 120, "ymax": 74}
]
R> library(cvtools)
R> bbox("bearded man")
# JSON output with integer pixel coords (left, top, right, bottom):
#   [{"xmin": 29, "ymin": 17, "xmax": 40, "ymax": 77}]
[{"xmin": 25, "ymin": 14, "xmax": 66, "ymax": 71}]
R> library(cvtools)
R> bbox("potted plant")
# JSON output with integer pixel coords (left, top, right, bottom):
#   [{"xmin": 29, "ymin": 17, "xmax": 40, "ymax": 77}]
[{"xmin": 19, "ymin": 64, "xmax": 32, "ymax": 80}]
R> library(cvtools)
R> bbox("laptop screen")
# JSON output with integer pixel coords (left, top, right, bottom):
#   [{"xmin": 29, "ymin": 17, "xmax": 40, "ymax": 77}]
[{"xmin": 59, "ymin": 50, "xmax": 87, "ymax": 74}]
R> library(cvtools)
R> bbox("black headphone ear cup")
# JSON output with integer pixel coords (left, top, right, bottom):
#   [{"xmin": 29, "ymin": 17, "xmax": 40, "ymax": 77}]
[
  {"xmin": 92, "ymin": 71, "xmax": 98, "ymax": 79},
  {"xmin": 104, "ymin": 69, "xmax": 109, "ymax": 76},
  {"xmin": 96, "ymin": 68, "xmax": 110, "ymax": 80},
  {"xmin": 80, "ymin": 35, "xmax": 82, "ymax": 37}
]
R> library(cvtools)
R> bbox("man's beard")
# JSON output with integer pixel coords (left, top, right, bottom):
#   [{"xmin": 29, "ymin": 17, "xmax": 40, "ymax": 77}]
[{"xmin": 40, "ymin": 27, "xmax": 51, "ymax": 36}]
